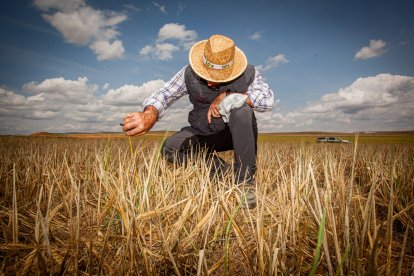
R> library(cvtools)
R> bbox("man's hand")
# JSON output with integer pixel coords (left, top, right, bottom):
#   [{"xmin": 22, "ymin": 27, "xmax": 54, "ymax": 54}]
[
  {"xmin": 122, "ymin": 106, "xmax": 158, "ymax": 136},
  {"xmin": 207, "ymin": 92, "xmax": 254, "ymax": 124},
  {"xmin": 207, "ymin": 92, "xmax": 227, "ymax": 124}
]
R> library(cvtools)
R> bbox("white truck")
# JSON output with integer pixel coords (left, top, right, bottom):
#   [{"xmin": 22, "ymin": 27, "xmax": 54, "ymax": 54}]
[{"xmin": 316, "ymin": 137, "xmax": 352, "ymax": 144}]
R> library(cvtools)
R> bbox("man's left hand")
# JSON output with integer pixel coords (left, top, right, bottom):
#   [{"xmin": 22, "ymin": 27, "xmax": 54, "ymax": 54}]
[
  {"xmin": 207, "ymin": 92, "xmax": 254, "ymax": 124},
  {"xmin": 207, "ymin": 92, "xmax": 227, "ymax": 124}
]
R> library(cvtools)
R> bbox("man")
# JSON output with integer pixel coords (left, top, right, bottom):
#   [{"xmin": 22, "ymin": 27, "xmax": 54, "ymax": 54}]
[{"xmin": 122, "ymin": 34, "xmax": 274, "ymax": 208}]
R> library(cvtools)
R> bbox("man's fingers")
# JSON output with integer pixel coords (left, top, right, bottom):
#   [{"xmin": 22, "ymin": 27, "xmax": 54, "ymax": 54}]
[
  {"xmin": 122, "ymin": 120, "xmax": 138, "ymax": 132},
  {"xmin": 123, "ymin": 114, "xmax": 143, "ymax": 130},
  {"xmin": 123, "ymin": 113, "xmax": 135, "ymax": 120},
  {"xmin": 211, "ymin": 106, "xmax": 221, "ymax": 117},
  {"xmin": 207, "ymin": 105, "xmax": 222, "ymax": 124},
  {"xmin": 124, "ymin": 123, "xmax": 139, "ymax": 135},
  {"xmin": 122, "ymin": 124, "xmax": 129, "ymax": 132},
  {"xmin": 123, "ymin": 117, "xmax": 134, "ymax": 126},
  {"xmin": 126, "ymin": 128, "xmax": 146, "ymax": 136}
]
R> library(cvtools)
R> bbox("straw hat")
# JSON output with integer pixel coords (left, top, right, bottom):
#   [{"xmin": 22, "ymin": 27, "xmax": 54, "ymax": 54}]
[{"xmin": 189, "ymin": 34, "xmax": 248, "ymax": 83}]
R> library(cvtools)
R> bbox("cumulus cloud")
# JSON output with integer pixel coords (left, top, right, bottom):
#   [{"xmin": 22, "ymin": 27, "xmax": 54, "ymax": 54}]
[
  {"xmin": 0, "ymin": 88, "xmax": 25, "ymax": 106},
  {"xmin": 34, "ymin": 0, "xmax": 83, "ymax": 12},
  {"xmin": 139, "ymin": 43, "xmax": 180, "ymax": 61},
  {"xmin": 23, "ymin": 76, "xmax": 98, "ymax": 104},
  {"xmin": 103, "ymin": 80, "xmax": 165, "ymax": 106},
  {"xmin": 157, "ymin": 23, "xmax": 197, "ymax": 49},
  {"xmin": 306, "ymin": 74, "xmax": 409, "ymax": 114},
  {"xmin": 248, "ymin": 31, "xmax": 262, "ymax": 41},
  {"xmin": 139, "ymin": 45, "xmax": 153, "ymax": 56},
  {"xmin": 0, "ymin": 76, "xmax": 190, "ymax": 134},
  {"xmin": 140, "ymin": 23, "xmax": 197, "ymax": 60},
  {"xmin": 354, "ymin": 39, "xmax": 387, "ymax": 60},
  {"xmin": 1, "ymin": 77, "xmax": 107, "ymax": 133},
  {"xmin": 257, "ymin": 54, "xmax": 289, "ymax": 71},
  {"xmin": 0, "ymin": 87, "xmax": 58, "ymax": 120},
  {"xmin": 90, "ymin": 39, "xmax": 125, "ymax": 60},
  {"xmin": 34, "ymin": 0, "xmax": 126, "ymax": 60},
  {"xmin": 257, "ymin": 74, "xmax": 414, "ymax": 132},
  {"xmin": 2, "ymin": 73, "xmax": 413, "ymax": 135}
]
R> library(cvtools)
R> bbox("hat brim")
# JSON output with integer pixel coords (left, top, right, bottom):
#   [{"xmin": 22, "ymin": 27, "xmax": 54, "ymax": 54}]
[{"xmin": 189, "ymin": 39, "xmax": 248, "ymax": 83}]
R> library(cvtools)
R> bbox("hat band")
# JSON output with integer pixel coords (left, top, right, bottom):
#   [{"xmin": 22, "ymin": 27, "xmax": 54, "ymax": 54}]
[{"xmin": 202, "ymin": 54, "xmax": 234, "ymax": 70}]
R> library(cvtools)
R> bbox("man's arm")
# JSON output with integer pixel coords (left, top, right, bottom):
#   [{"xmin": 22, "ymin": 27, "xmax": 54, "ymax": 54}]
[
  {"xmin": 123, "ymin": 66, "xmax": 188, "ymax": 136},
  {"xmin": 243, "ymin": 93, "xmax": 254, "ymax": 108},
  {"xmin": 246, "ymin": 68, "xmax": 274, "ymax": 112},
  {"xmin": 142, "ymin": 66, "xmax": 188, "ymax": 119}
]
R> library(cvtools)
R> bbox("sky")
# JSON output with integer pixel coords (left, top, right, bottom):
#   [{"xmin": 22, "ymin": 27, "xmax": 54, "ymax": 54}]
[{"xmin": 0, "ymin": 0, "xmax": 413, "ymax": 134}]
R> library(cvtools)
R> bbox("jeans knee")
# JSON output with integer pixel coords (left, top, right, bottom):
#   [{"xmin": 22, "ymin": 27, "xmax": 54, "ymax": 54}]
[
  {"xmin": 162, "ymin": 136, "xmax": 194, "ymax": 164},
  {"xmin": 236, "ymin": 103, "xmax": 253, "ymax": 114},
  {"xmin": 161, "ymin": 139, "xmax": 177, "ymax": 162},
  {"xmin": 229, "ymin": 103, "xmax": 253, "ymax": 124}
]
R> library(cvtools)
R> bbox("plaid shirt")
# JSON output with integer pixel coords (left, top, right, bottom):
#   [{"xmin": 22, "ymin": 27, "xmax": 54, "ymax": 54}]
[{"xmin": 143, "ymin": 65, "xmax": 274, "ymax": 118}]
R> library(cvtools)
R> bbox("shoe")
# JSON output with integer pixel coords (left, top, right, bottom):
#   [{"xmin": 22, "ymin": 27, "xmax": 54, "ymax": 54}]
[{"xmin": 240, "ymin": 184, "xmax": 256, "ymax": 209}]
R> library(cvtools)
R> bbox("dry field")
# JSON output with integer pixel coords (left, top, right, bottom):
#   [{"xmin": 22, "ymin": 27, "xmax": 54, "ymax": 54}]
[{"xmin": 1, "ymin": 134, "xmax": 413, "ymax": 275}]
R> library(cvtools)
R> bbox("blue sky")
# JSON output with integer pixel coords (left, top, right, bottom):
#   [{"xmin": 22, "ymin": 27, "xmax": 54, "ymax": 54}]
[{"xmin": 0, "ymin": 0, "xmax": 413, "ymax": 134}]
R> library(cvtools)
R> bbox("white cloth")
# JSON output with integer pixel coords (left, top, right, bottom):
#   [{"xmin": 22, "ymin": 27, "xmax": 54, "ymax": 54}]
[{"xmin": 218, "ymin": 94, "xmax": 248, "ymax": 123}]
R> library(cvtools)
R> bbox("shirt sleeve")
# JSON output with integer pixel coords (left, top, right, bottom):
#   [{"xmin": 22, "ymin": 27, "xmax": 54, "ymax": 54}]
[
  {"xmin": 142, "ymin": 66, "xmax": 188, "ymax": 118},
  {"xmin": 246, "ymin": 67, "xmax": 275, "ymax": 112}
]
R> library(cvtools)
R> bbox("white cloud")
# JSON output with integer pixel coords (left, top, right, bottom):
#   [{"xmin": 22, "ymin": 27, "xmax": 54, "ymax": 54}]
[
  {"xmin": 90, "ymin": 39, "xmax": 125, "ymax": 61},
  {"xmin": 354, "ymin": 39, "xmax": 387, "ymax": 60},
  {"xmin": 139, "ymin": 43, "xmax": 179, "ymax": 61},
  {"xmin": 257, "ymin": 74, "xmax": 414, "ymax": 132},
  {"xmin": 0, "ymin": 87, "xmax": 58, "ymax": 120},
  {"xmin": 0, "ymin": 77, "xmax": 131, "ymax": 133},
  {"xmin": 41, "ymin": 8, "xmax": 100, "ymax": 44},
  {"xmin": 0, "ymin": 87, "xmax": 26, "ymax": 106},
  {"xmin": 248, "ymin": 31, "xmax": 262, "ymax": 41},
  {"xmin": 0, "ymin": 74, "xmax": 193, "ymax": 134},
  {"xmin": 3, "ymin": 73, "xmax": 412, "ymax": 135},
  {"xmin": 140, "ymin": 23, "xmax": 197, "ymax": 60},
  {"xmin": 154, "ymin": 43, "xmax": 180, "ymax": 60},
  {"xmin": 153, "ymin": 2, "xmax": 167, "ymax": 14},
  {"xmin": 23, "ymin": 76, "xmax": 98, "ymax": 104},
  {"xmin": 157, "ymin": 23, "xmax": 197, "ymax": 49},
  {"xmin": 34, "ymin": 0, "xmax": 127, "ymax": 61},
  {"xmin": 258, "ymin": 54, "xmax": 289, "ymax": 71},
  {"xmin": 33, "ymin": 0, "xmax": 83, "ymax": 12},
  {"xmin": 103, "ymin": 80, "xmax": 165, "ymax": 106},
  {"xmin": 139, "ymin": 45, "xmax": 154, "ymax": 56}
]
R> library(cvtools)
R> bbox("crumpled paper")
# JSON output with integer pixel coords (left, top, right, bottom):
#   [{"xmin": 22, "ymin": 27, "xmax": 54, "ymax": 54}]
[{"xmin": 218, "ymin": 93, "xmax": 248, "ymax": 123}]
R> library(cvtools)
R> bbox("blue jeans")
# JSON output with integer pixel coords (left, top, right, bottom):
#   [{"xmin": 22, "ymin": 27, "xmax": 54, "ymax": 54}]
[{"xmin": 161, "ymin": 104, "xmax": 257, "ymax": 184}]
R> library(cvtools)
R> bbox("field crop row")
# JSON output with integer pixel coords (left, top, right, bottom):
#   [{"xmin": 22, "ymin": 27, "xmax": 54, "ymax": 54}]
[{"xmin": 0, "ymin": 136, "xmax": 413, "ymax": 274}]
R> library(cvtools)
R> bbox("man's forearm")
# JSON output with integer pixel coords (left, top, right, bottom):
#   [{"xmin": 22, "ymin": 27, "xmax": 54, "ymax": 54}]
[
  {"xmin": 144, "ymin": 105, "xmax": 159, "ymax": 116},
  {"xmin": 143, "ymin": 105, "xmax": 159, "ymax": 129},
  {"xmin": 244, "ymin": 95, "xmax": 254, "ymax": 108}
]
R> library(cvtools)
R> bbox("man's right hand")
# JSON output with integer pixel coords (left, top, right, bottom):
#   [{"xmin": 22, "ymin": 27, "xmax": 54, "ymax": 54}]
[{"xmin": 122, "ymin": 106, "xmax": 158, "ymax": 136}]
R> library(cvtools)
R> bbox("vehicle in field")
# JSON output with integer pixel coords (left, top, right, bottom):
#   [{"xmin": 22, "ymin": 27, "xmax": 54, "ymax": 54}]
[{"xmin": 316, "ymin": 137, "xmax": 352, "ymax": 144}]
